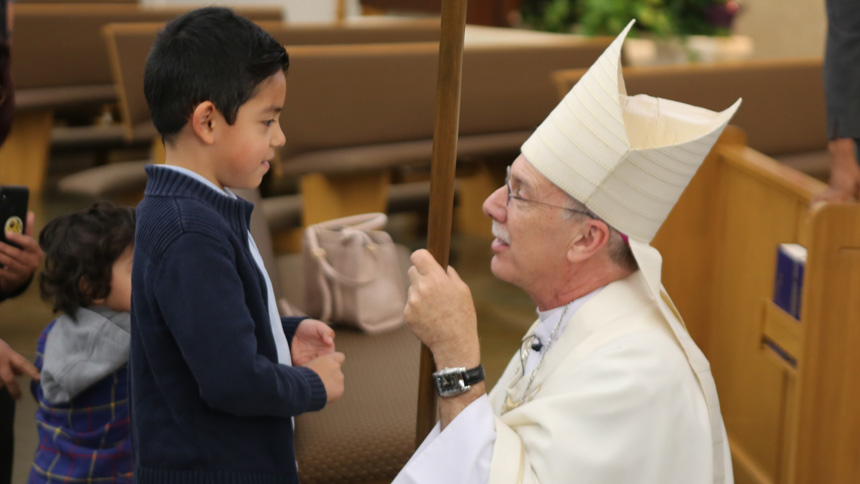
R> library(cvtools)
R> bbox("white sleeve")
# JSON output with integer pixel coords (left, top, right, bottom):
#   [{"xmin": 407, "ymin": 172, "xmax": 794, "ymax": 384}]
[{"xmin": 393, "ymin": 395, "xmax": 496, "ymax": 484}]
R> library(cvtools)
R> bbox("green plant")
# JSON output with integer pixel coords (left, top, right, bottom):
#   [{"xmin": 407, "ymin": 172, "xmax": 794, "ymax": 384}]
[
  {"xmin": 521, "ymin": 0, "xmax": 579, "ymax": 33},
  {"xmin": 579, "ymin": 0, "xmax": 674, "ymax": 37},
  {"xmin": 520, "ymin": 0, "xmax": 737, "ymax": 37}
]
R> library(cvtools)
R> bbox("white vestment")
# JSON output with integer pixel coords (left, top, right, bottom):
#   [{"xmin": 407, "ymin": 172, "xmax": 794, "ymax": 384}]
[{"xmin": 395, "ymin": 264, "xmax": 733, "ymax": 484}]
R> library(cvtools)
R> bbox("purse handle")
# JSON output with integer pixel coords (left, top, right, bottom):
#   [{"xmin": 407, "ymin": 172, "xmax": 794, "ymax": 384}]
[
  {"xmin": 310, "ymin": 212, "xmax": 387, "ymax": 232},
  {"xmin": 305, "ymin": 213, "xmax": 389, "ymax": 322}
]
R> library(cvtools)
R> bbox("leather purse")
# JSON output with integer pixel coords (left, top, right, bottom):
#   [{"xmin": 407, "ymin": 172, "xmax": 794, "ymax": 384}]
[{"xmin": 303, "ymin": 213, "xmax": 405, "ymax": 333}]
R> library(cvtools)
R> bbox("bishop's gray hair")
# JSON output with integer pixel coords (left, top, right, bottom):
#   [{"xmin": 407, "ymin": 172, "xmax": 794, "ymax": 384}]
[{"xmin": 561, "ymin": 196, "xmax": 638, "ymax": 273}]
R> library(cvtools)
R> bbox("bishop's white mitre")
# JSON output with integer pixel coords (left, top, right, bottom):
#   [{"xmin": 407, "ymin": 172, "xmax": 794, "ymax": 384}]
[{"xmin": 522, "ymin": 19, "xmax": 742, "ymax": 244}]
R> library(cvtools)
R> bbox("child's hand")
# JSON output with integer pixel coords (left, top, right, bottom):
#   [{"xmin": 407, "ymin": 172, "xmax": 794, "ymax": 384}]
[
  {"xmin": 304, "ymin": 352, "xmax": 345, "ymax": 403},
  {"xmin": 291, "ymin": 319, "xmax": 335, "ymax": 366}
]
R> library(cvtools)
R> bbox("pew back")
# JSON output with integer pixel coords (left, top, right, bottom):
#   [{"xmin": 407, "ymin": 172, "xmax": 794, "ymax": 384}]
[
  {"xmin": 281, "ymin": 34, "xmax": 611, "ymax": 160},
  {"xmin": 553, "ymin": 58, "xmax": 827, "ymax": 157},
  {"xmin": 102, "ymin": 19, "xmax": 444, "ymax": 140},
  {"xmin": 11, "ymin": 4, "xmax": 283, "ymax": 91},
  {"xmin": 653, "ymin": 127, "xmax": 860, "ymax": 484}
]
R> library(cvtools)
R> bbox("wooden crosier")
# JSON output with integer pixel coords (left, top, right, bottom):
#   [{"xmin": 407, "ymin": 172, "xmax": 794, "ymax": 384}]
[{"xmin": 416, "ymin": 0, "xmax": 469, "ymax": 443}]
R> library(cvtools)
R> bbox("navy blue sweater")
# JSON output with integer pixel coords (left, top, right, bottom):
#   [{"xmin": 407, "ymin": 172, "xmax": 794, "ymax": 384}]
[{"xmin": 131, "ymin": 166, "xmax": 326, "ymax": 484}]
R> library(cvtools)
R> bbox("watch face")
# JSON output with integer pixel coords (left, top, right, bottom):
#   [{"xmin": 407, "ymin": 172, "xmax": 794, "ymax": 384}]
[
  {"xmin": 435, "ymin": 369, "xmax": 468, "ymax": 396},
  {"xmin": 436, "ymin": 372, "xmax": 465, "ymax": 390}
]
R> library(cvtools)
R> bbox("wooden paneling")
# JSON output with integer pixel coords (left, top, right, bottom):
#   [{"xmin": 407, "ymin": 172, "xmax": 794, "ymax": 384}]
[
  {"xmin": 656, "ymin": 124, "xmax": 860, "ymax": 483},
  {"xmin": 0, "ymin": 110, "xmax": 53, "ymax": 191},
  {"xmin": 793, "ymin": 205, "xmax": 860, "ymax": 484},
  {"xmin": 361, "ymin": 0, "xmax": 521, "ymax": 27}
]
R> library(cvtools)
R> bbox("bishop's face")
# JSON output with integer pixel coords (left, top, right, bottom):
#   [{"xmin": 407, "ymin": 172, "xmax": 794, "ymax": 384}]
[{"xmin": 482, "ymin": 155, "xmax": 583, "ymax": 297}]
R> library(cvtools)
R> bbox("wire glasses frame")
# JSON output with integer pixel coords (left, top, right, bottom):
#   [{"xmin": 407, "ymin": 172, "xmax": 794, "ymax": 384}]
[{"xmin": 505, "ymin": 165, "xmax": 594, "ymax": 218}]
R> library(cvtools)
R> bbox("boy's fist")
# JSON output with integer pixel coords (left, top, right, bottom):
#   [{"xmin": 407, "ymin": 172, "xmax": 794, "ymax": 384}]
[{"xmin": 304, "ymin": 352, "xmax": 345, "ymax": 404}]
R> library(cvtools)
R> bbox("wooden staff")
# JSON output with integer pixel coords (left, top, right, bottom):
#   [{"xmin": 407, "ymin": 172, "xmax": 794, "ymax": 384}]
[{"xmin": 416, "ymin": 0, "xmax": 469, "ymax": 444}]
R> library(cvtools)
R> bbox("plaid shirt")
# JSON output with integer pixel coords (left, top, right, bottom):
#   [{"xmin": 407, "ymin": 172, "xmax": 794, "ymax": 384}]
[{"xmin": 28, "ymin": 320, "xmax": 133, "ymax": 483}]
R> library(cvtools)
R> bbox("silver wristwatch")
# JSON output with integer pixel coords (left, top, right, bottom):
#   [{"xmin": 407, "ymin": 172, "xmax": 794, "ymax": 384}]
[{"xmin": 432, "ymin": 365, "xmax": 486, "ymax": 398}]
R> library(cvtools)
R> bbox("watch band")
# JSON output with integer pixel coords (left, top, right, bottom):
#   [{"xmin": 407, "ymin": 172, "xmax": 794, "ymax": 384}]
[
  {"xmin": 462, "ymin": 365, "xmax": 485, "ymax": 385},
  {"xmin": 432, "ymin": 364, "xmax": 486, "ymax": 398}
]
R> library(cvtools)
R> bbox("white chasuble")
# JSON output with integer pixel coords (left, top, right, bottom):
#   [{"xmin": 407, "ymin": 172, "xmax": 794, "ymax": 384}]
[{"xmin": 487, "ymin": 269, "xmax": 732, "ymax": 483}]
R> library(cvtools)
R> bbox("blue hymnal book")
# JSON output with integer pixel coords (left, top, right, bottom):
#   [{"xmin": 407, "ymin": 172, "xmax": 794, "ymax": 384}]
[{"xmin": 773, "ymin": 243, "xmax": 807, "ymax": 319}]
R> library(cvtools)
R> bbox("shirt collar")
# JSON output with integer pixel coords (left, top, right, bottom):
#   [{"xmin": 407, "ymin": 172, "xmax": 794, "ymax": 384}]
[{"xmin": 534, "ymin": 287, "xmax": 603, "ymax": 343}]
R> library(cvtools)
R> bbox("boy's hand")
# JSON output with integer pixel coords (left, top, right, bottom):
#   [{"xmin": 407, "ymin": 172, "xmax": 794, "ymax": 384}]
[
  {"xmin": 304, "ymin": 352, "xmax": 345, "ymax": 404},
  {"xmin": 0, "ymin": 338, "xmax": 40, "ymax": 399},
  {"xmin": 291, "ymin": 319, "xmax": 335, "ymax": 366}
]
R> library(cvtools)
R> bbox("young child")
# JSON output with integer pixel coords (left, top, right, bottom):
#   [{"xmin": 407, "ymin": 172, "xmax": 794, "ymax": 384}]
[
  {"xmin": 29, "ymin": 201, "xmax": 135, "ymax": 484},
  {"xmin": 132, "ymin": 7, "xmax": 344, "ymax": 482}
]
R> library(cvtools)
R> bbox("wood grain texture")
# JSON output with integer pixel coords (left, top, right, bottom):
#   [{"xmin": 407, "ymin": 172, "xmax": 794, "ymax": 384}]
[
  {"xmin": 417, "ymin": 0, "xmax": 468, "ymax": 445},
  {"xmin": 0, "ymin": 110, "xmax": 53, "ymax": 192}
]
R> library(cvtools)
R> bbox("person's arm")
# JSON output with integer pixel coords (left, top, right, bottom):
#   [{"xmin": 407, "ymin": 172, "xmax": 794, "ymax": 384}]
[
  {"xmin": 280, "ymin": 316, "xmax": 307, "ymax": 343},
  {"xmin": 0, "ymin": 338, "xmax": 39, "ymax": 399},
  {"xmin": 0, "ymin": 212, "xmax": 44, "ymax": 299},
  {"xmin": 393, "ymin": 395, "xmax": 496, "ymax": 484},
  {"xmin": 812, "ymin": 138, "xmax": 860, "ymax": 203},
  {"xmin": 153, "ymin": 233, "xmax": 340, "ymax": 417},
  {"xmin": 404, "ymin": 249, "xmax": 484, "ymax": 428}
]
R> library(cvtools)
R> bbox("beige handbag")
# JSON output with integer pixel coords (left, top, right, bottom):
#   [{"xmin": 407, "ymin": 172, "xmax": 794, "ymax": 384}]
[{"xmin": 303, "ymin": 213, "xmax": 405, "ymax": 333}]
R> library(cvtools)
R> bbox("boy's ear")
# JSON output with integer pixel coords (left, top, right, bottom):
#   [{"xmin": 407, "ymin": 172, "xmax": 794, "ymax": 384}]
[{"xmin": 190, "ymin": 101, "xmax": 218, "ymax": 145}]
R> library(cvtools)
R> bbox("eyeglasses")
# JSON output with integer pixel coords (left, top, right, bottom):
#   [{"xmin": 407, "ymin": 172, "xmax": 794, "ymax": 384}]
[{"xmin": 506, "ymin": 165, "xmax": 594, "ymax": 218}]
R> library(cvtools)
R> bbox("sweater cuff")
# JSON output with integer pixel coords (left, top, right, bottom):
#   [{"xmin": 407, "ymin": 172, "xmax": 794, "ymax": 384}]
[
  {"xmin": 294, "ymin": 365, "xmax": 327, "ymax": 412},
  {"xmin": 281, "ymin": 316, "xmax": 307, "ymax": 346}
]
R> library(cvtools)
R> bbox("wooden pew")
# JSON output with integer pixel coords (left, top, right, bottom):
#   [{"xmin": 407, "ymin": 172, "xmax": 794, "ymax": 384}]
[
  {"xmin": 650, "ymin": 126, "xmax": 860, "ymax": 484},
  {"xmin": 63, "ymin": 18, "xmax": 444, "ymax": 205},
  {"xmin": 0, "ymin": 3, "xmax": 283, "ymax": 191},
  {"xmin": 553, "ymin": 58, "xmax": 830, "ymax": 178},
  {"xmin": 278, "ymin": 31, "xmax": 611, "ymax": 239},
  {"xmin": 103, "ymin": 19, "xmax": 443, "ymax": 143},
  {"xmin": 92, "ymin": 21, "xmax": 609, "ymax": 245}
]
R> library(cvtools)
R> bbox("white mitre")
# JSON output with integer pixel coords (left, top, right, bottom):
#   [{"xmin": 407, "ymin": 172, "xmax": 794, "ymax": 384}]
[{"xmin": 522, "ymin": 19, "xmax": 741, "ymax": 245}]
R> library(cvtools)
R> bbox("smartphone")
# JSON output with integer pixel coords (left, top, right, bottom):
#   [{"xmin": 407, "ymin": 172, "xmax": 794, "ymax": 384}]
[
  {"xmin": 0, "ymin": 185, "xmax": 28, "ymax": 248},
  {"xmin": 0, "ymin": 0, "xmax": 7, "ymax": 43}
]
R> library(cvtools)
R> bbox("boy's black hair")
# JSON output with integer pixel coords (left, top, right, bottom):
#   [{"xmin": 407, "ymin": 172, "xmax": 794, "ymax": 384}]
[
  {"xmin": 144, "ymin": 6, "xmax": 290, "ymax": 144},
  {"xmin": 39, "ymin": 201, "xmax": 136, "ymax": 316}
]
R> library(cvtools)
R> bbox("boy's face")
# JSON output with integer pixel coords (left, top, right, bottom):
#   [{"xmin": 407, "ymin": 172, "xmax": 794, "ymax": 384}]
[
  {"xmin": 212, "ymin": 70, "xmax": 287, "ymax": 189},
  {"xmin": 98, "ymin": 245, "xmax": 133, "ymax": 314}
]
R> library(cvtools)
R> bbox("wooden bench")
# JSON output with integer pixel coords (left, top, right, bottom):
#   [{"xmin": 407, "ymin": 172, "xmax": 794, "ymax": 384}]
[
  {"xmin": 85, "ymin": 21, "xmax": 610, "ymax": 246},
  {"xmin": 103, "ymin": 18, "xmax": 443, "ymax": 143},
  {"xmin": 61, "ymin": 18, "xmax": 445, "ymax": 207},
  {"xmin": 652, "ymin": 127, "xmax": 860, "ymax": 484},
  {"xmin": 0, "ymin": 4, "xmax": 283, "ymax": 191},
  {"xmin": 277, "ymin": 31, "xmax": 611, "ymax": 240},
  {"xmin": 553, "ymin": 58, "xmax": 830, "ymax": 179}
]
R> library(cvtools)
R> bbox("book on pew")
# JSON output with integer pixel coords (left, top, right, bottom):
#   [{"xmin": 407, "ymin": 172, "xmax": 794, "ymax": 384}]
[{"xmin": 773, "ymin": 243, "xmax": 807, "ymax": 320}]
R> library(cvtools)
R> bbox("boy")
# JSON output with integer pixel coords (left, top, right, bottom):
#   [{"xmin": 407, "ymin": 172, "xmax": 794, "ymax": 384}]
[
  {"xmin": 132, "ymin": 7, "xmax": 345, "ymax": 483},
  {"xmin": 30, "ymin": 201, "xmax": 135, "ymax": 483}
]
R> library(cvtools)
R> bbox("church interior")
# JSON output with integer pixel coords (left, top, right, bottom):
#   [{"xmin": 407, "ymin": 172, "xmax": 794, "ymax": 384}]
[{"xmin": 0, "ymin": 0, "xmax": 857, "ymax": 483}]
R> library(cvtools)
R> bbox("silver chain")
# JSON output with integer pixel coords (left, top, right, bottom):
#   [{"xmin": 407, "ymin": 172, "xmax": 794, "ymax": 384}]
[{"xmin": 519, "ymin": 302, "xmax": 570, "ymax": 402}]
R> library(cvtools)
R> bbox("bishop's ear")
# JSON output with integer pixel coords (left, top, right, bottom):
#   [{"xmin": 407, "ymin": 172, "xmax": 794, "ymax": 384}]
[
  {"xmin": 190, "ymin": 101, "xmax": 218, "ymax": 145},
  {"xmin": 567, "ymin": 218, "xmax": 611, "ymax": 263}
]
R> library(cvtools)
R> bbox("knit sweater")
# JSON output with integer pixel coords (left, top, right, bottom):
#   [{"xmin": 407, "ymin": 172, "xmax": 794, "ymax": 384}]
[{"xmin": 131, "ymin": 166, "xmax": 326, "ymax": 484}]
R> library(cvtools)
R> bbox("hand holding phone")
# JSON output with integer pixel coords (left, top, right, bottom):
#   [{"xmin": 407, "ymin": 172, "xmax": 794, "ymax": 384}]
[
  {"xmin": 0, "ymin": 186, "xmax": 43, "ymax": 296},
  {"xmin": 0, "ymin": 185, "xmax": 27, "ymax": 248}
]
